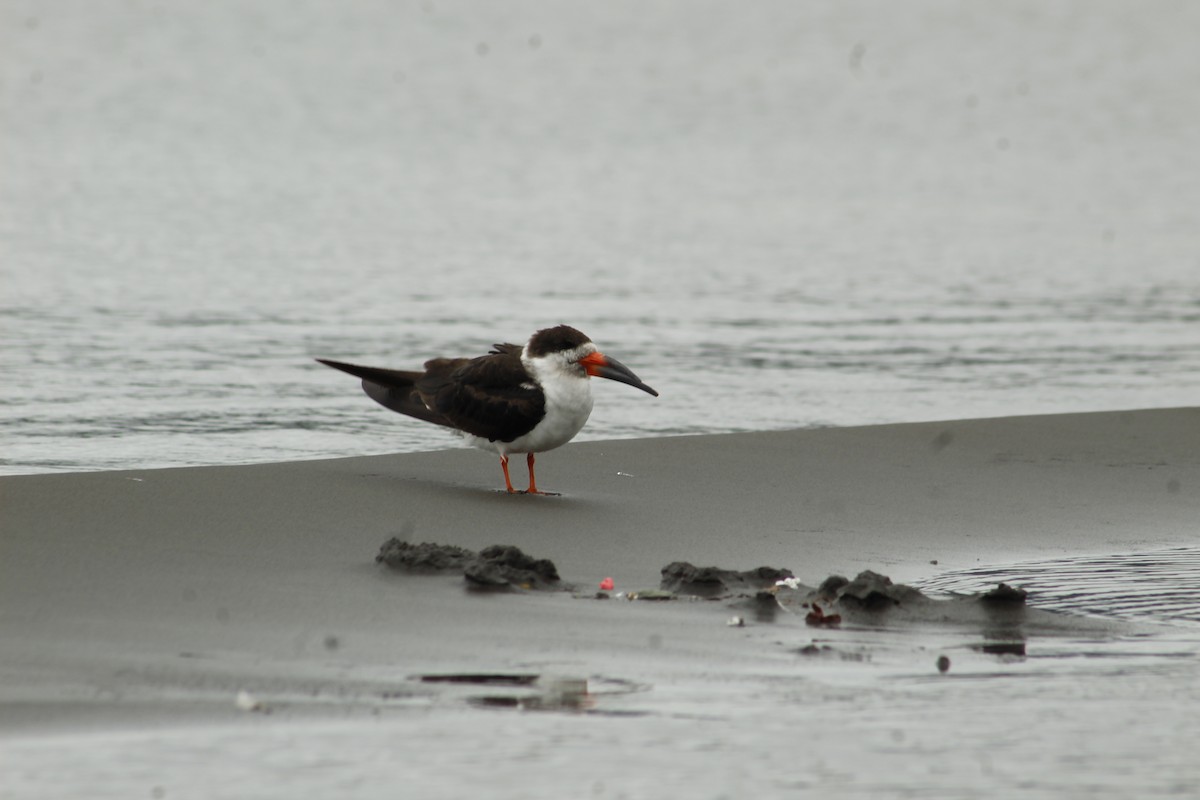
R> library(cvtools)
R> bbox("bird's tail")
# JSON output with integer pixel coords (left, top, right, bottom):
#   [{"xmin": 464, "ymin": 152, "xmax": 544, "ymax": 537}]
[
  {"xmin": 316, "ymin": 359, "xmax": 423, "ymax": 388},
  {"xmin": 315, "ymin": 358, "xmax": 455, "ymax": 428}
]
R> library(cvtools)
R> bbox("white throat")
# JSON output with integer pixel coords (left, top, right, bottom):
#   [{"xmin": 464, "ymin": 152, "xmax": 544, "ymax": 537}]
[{"xmin": 506, "ymin": 346, "xmax": 596, "ymax": 454}]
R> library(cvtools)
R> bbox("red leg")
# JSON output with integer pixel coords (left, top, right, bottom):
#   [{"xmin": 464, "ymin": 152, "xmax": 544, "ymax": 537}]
[
  {"xmin": 499, "ymin": 455, "xmax": 516, "ymax": 494},
  {"xmin": 526, "ymin": 452, "xmax": 541, "ymax": 495}
]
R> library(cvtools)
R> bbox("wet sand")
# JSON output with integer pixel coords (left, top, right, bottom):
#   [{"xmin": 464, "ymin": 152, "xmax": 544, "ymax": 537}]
[{"xmin": 3, "ymin": 409, "xmax": 1199, "ymax": 798}]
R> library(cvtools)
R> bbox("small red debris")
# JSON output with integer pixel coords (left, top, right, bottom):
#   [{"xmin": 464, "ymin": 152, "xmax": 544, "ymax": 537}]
[
  {"xmin": 805, "ymin": 602, "xmax": 842, "ymax": 628},
  {"xmin": 599, "ymin": 577, "xmax": 615, "ymax": 591}
]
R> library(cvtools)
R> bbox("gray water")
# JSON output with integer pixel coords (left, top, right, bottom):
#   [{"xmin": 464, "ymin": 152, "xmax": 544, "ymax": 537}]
[
  {"xmin": 915, "ymin": 546, "xmax": 1200, "ymax": 625},
  {"xmin": 3, "ymin": 1, "xmax": 1200, "ymax": 475}
]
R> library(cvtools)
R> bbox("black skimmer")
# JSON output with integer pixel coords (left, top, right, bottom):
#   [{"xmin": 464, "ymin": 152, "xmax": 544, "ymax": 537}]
[{"xmin": 317, "ymin": 325, "xmax": 658, "ymax": 494}]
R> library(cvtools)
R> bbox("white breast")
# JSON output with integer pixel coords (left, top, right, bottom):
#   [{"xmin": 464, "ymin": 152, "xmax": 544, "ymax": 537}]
[{"xmin": 461, "ymin": 354, "xmax": 595, "ymax": 456}]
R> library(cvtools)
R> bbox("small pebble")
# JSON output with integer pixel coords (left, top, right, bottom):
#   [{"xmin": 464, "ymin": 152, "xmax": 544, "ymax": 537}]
[
  {"xmin": 235, "ymin": 690, "xmax": 262, "ymax": 712},
  {"xmin": 936, "ymin": 655, "xmax": 951, "ymax": 673}
]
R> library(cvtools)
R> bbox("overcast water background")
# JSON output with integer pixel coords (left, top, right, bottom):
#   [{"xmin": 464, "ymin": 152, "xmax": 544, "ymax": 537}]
[{"xmin": 3, "ymin": 1, "xmax": 1199, "ymax": 475}]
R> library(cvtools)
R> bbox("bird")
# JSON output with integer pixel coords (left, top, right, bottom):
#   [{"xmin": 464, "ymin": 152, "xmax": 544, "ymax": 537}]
[{"xmin": 317, "ymin": 325, "xmax": 658, "ymax": 494}]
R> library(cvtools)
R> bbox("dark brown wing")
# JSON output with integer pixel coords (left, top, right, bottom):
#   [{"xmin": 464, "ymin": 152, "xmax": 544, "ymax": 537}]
[
  {"xmin": 416, "ymin": 351, "xmax": 545, "ymax": 443},
  {"xmin": 315, "ymin": 359, "xmax": 457, "ymax": 429}
]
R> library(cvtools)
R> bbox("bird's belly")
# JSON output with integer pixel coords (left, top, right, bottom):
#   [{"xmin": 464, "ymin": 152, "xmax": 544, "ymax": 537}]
[{"xmin": 462, "ymin": 391, "xmax": 594, "ymax": 456}]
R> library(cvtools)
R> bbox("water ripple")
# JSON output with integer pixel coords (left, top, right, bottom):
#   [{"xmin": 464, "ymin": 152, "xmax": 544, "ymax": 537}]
[{"xmin": 914, "ymin": 547, "xmax": 1200, "ymax": 626}]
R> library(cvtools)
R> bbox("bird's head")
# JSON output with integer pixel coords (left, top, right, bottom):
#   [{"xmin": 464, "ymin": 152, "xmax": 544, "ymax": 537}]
[{"xmin": 524, "ymin": 325, "xmax": 659, "ymax": 397}]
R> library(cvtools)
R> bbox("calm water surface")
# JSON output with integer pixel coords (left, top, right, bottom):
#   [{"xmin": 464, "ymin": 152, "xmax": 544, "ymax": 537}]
[{"xmin": 3, "ymin": 1, "xmax": 1199, "ymax": 474}]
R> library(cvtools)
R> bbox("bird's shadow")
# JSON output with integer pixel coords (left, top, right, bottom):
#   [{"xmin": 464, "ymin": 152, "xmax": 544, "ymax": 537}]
[{"xmin": 360, "ymin": 471, "xmax": 599, "ymax": 508}]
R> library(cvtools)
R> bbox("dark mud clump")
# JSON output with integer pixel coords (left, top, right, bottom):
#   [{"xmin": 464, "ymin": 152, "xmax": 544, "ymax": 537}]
[
  {"xmin": 774, "ymin": 569, "xmax": 1034, "ymax": 627},
  {"xmin": 979, "ymin": 583, "xmax": 1028, "ymax": 606},
  {"xmin": 376, "ymin": 539, "xmax": 567, "ymax": 591},
  {"xmin": 660, "ymin": 562, "xmax": 794, "ymax": 598},
  {"xmin": 377, "ymin": 540, "xmax": 475, "ymax": 572},
  {"xmin": 831, "ymin": 570, "xmax": 926, "ymax": 610},
  {"xmin": 463, "ymin": 545, "xmax": 562, "ymax": 590}
]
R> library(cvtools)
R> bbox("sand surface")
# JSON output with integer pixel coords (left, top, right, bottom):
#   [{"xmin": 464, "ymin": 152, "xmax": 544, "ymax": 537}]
[{"xmin": 3, "ymin": 409, "xmax": 1199, "ymax": 798}]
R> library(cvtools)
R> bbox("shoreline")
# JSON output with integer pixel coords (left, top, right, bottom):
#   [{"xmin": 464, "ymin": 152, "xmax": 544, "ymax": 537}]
[
  {"xmin": 13, "ymin": 409, "xmax": 1200, "ymax": 581},
  {"xmin": 3, "ymin": 408, "xmax": 1199, "ymax": 797}
]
